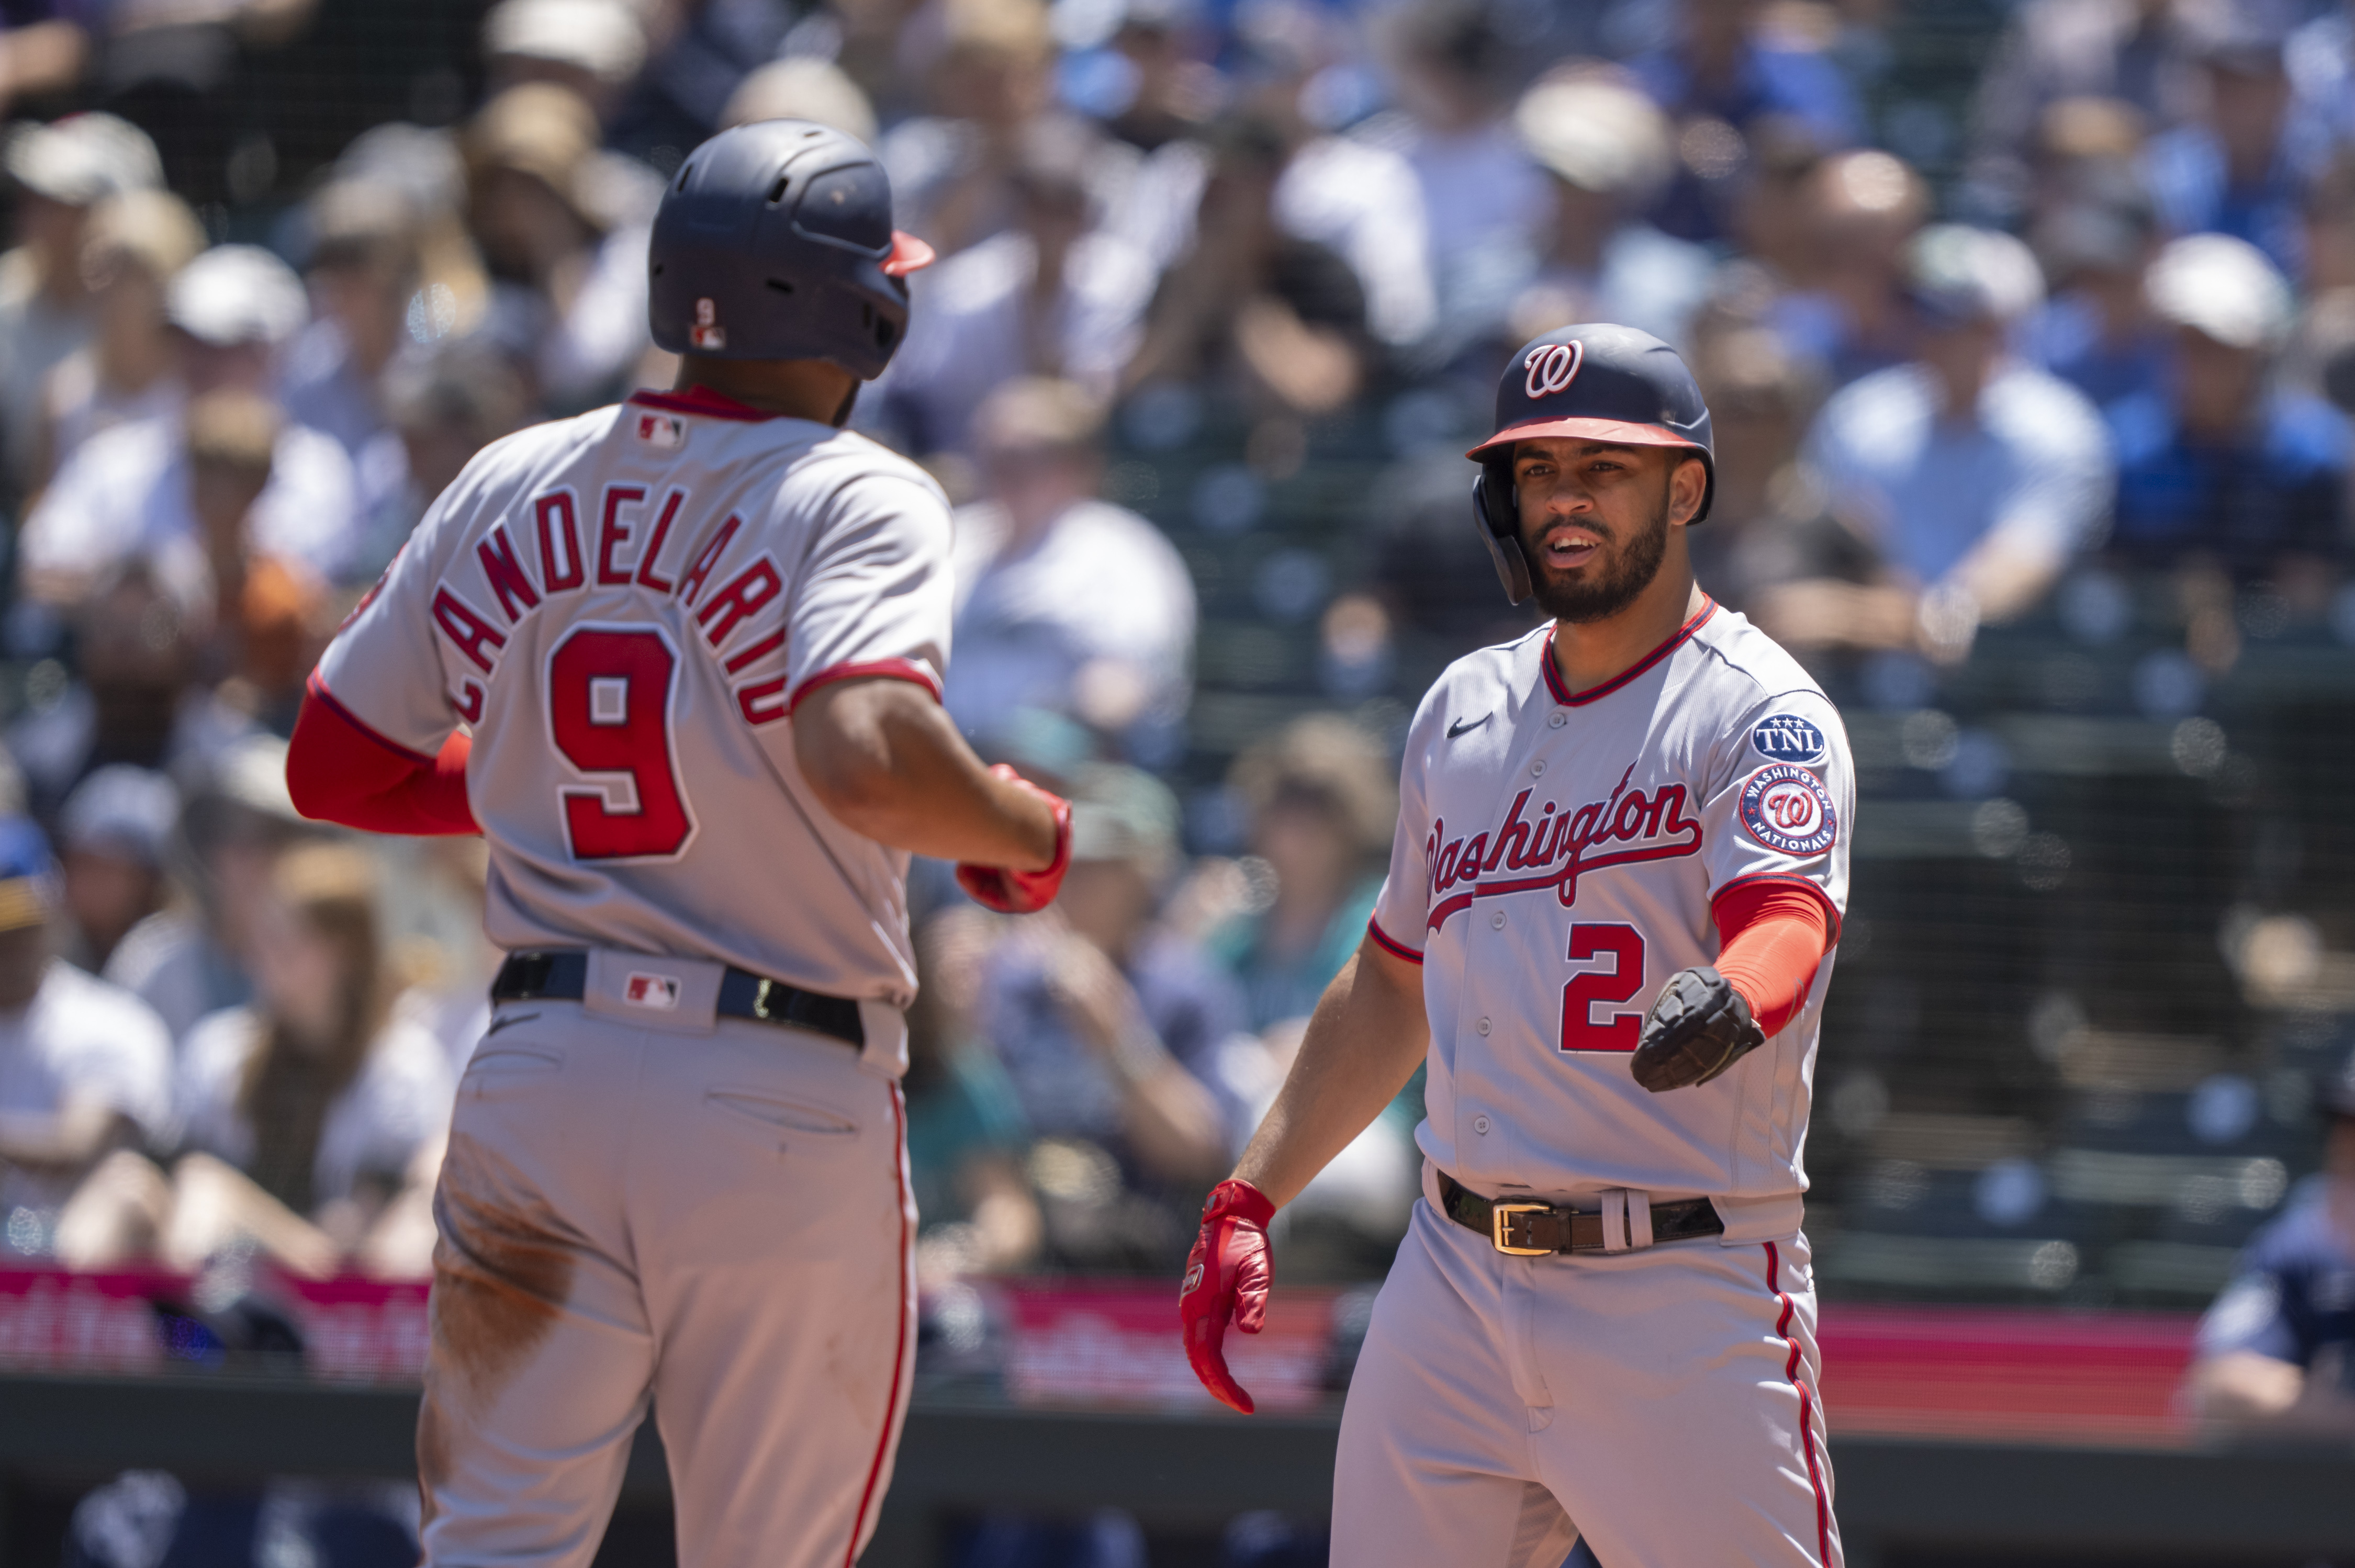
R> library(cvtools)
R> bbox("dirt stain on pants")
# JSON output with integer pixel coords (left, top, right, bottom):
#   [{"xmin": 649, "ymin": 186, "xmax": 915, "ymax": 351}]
[{"xmin": 416, "ymin": 1133, "xmax": 577, "ymax": 1526}]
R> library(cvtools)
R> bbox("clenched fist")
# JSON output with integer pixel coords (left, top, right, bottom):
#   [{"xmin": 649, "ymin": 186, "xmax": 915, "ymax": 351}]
[
  {"xmin": 1630, "ymin": 965, "xmax": 1766, "ymax": 1092},
  {"xmin": 956, "ymin": 764, "xmax": 1072, "ymax": 913}
]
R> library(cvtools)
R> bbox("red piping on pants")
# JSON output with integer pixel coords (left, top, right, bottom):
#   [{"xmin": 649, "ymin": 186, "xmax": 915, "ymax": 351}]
[
  {"xmin": 844, "ymin": 1083, "xmax": 912, "ymax": 1565},
  {"xmin": 1764, "ymin": 1242, "xmax": 1836, "ymax": 1566}
]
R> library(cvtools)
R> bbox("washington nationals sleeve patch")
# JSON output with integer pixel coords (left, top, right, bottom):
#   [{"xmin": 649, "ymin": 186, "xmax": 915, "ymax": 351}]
[{"xmin": 1737, "ymin": 764, "xmax": 1837, "ymax": 858}]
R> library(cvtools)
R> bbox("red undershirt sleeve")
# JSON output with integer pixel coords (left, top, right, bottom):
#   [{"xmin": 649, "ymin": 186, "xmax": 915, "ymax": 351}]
[
  {"xmin": 1709, "ymin": 880, "xmax": 1833, "ymax": 1039},
  {"xmin": 287, "ymin": 679, "xmax": 479, "ymax": 836}
]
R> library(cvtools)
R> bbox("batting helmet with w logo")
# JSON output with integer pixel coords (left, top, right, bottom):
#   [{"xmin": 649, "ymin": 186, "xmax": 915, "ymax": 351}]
[{"xmin": 1464, "ymin": 323, "xmax": 1715, "ymax": 603}]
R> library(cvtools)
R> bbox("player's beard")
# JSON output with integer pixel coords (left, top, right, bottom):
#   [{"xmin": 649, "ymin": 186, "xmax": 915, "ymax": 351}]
[{"xmin": 1520, "ymin": 477, "xmax": 1672, "ymax": 625}]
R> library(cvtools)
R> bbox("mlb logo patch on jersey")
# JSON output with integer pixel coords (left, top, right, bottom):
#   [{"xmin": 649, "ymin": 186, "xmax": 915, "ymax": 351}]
[
  {"xmin": 636, "ymin": 412, "xmax": 686, "ymax": 448},
  {"xmin": 1737, "ymin": 764, "xmax": 1837, "ymax": 858},
  {"xmin": 624, "ymin": 972, "xmax": 682, "ymax": 1010},
  {"xmin": 1751, "ymin": 714, "xmax": 1827, "ymax": 764}
]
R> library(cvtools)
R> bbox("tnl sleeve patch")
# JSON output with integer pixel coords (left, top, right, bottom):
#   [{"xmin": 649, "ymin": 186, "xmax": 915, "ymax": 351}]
[
  {"xmin": 1737, "ymin": 764, "xmax": 1838, "ymax": 858},
  {"xmin": 1750, "ymin": 713, "xmax": 1828, "ymax": 763}
]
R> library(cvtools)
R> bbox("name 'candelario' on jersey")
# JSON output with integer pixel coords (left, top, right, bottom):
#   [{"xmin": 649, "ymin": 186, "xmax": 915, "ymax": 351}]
[
  {"xmin": 424, "ymin": 484, "xmax": 789, "ymax": 727},
  {"xmin": 1423, "ymin": 761, "xmax": 1704, "ymax": 932}
]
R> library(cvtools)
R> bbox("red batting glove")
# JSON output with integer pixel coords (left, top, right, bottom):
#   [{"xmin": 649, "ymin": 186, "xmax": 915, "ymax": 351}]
[
  {"xmin": 956, "ymin": 764, "xmax": 1072, "ymax": 913},
  {"xmin": 1179, "ymin": 1178, "xmax": 1275, "ymax": 1414}
]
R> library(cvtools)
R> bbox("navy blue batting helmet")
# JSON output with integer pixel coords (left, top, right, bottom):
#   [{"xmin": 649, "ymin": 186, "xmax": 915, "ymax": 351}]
[
  {"xmin": 648, "ymin": 119, "xmax": 935, "ymax": 381},
  {"xmin": 1466, "ymin": 323, "xmax": 1715, "ymax": 604}
]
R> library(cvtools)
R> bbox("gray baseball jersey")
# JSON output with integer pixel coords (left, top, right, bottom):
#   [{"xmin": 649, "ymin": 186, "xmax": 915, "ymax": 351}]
[
  {"xmin": 315, "ymin": 387, "xmax": 954, "ymax": 1066},
  {"xmin": 1366, "ymin": 597, "xmax": 1852, "ymax": 1238}
]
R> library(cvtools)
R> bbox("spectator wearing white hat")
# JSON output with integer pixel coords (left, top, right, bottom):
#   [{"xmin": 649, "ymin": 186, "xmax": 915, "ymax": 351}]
[
  {"xmin": 55, "ymin": 763, "xmax": 177, "ymax": 974},
  {"xmin": 0, "ymin": 112, "xmax": 161, "ymax": 494},
  {"xmin": 1469, "ymin": 67, "xmax": 1714, "ymax": 358},
  {"xmin": 2108, "ymin": 232, "xmax": 2344, "ymax": 587},
  {"xmin": 17, "ymin": 244, "xmax": 364, "ymax": 608},
  {"xmin": 482, "ymin": 0, "xmax": 646, "ymax": 119},
  {"xmin": 465, "ymin": 82, "xmax": 660, "ymax": 414},
  {"xmin": 332, "ymin": 121, "xmax": 492, "ymax": 344},
  {"xmin": 33, "ymin": 187, "xmax": 204, "ymax": 486},
  {"xmin": 721, "ymin": 56, "xmax": 879, "ymax": 144},
  {"xmin": 1769, "ymin": 147, "xmax": 1932, "ymax": 390},
  {"xmin": 1778, "ymin": 224, "xmax": 2114, "ymax": 661}
]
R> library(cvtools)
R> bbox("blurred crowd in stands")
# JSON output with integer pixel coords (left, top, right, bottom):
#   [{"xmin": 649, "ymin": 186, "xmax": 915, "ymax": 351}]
[{"xmin": 0, "ymin": 0, "xmax": 2350, "ymax": 1456}]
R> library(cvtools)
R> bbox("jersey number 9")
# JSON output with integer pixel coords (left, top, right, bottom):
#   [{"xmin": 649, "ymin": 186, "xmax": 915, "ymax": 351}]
[{"xmin": 550, "ymin": 627, "xmax": 694, "ymax": 861}]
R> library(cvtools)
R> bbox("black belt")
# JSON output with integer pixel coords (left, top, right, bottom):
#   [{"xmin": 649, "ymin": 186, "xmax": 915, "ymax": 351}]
[
  {"xmin": 1437, "ymin": 1170, "xmax": 1722, "ymax": 1256},
  {"xmin": 490, "ymin": 950, "xmax": 864, "ymax": 1050}
]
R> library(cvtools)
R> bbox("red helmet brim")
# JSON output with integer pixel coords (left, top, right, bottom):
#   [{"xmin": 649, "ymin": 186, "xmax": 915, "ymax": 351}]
[
  {"xmin": 1466, "ymin": 416, "xmax": 1703, "ymax": 462},
  {"xmin": 882, "ymin": 230, "xmax": 936, "ymax": 277}
]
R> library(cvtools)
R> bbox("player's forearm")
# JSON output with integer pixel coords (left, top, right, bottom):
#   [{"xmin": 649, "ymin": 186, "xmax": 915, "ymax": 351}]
[
  {"xmin": 792, "ymin": 679, "xmax": 1056, "ymax": 867},
  {"xmin": 1231, "ymin": 942, "xmax": 1429, "ymax": 1209},
  {"xmin": 963, "ymin": 1156, "xmax": 1044, "ymax": 1272},
  {"xmin": 0, "ymin": 1101, "xmax": 133, "ymax": 1172},
  {"xmin": 2191, "ymin": 1350, "xmax": 2306, "ymax": 1424},
  {"xmin": 1946, "ymin": 533, "xmax": 2065, "ymax": 626},
  {"xmin": 0, "ymin": 20, "xmax": 86, "ymax": 99},
  {"xmin": 286, "ymin": 685, "xmax": 479, "ymax": 836},
  {"xmin": 1711, "ymin": 881, "xmax": 1831, "ymax": 1038},
  {"xmin": 1121, "ymin": 1061, "xmax": 1232, "ymax": 1185}
]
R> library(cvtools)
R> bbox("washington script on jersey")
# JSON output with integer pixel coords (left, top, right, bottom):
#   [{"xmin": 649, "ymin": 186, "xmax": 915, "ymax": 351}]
[
  {"xmin": 425, "ymin": 485, "xmax": 790, "ymax": 728},
  {"xmin": 1424, "ymin": 760, "xmax": 1703, "ymax": 933}
]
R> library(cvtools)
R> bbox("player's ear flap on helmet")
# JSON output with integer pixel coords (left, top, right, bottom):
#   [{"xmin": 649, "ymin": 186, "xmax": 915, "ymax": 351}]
[
  {"xmin": 1670, "ymin": 450, "xmax": 1712, "ymax": 526},
  {"xmin": 1471, "ymin": 467, "xmax": 1533, "ymax": 605}
]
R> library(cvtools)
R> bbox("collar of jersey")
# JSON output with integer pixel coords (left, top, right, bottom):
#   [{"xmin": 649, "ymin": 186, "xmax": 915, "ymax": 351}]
[
  {"xmin": 1541, "ymin": 595, "xmax": 1717, "ymax": 707},
  {"xmin": 627, "ymin": 386, "xmax": 783, "ymax": 422}
]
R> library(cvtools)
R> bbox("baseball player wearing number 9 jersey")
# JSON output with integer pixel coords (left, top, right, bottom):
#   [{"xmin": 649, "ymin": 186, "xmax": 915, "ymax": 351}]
[
  {"xmin": 283, "ymin": 121, "xmax": 1073, "ymax": 1568},
  {"xmin": 1180, "ymin": 324, "xmax": 1852, "ymax": 1566}
]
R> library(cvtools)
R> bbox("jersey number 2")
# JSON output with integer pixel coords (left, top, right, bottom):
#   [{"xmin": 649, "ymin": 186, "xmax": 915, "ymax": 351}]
[
  {"xmin": 1560, "ymin": 923, "xmax": 1645, "ymax": 1053},
  {"xmin": 550, "ymin": 627, "xmax": 692, "ymax": 860}
]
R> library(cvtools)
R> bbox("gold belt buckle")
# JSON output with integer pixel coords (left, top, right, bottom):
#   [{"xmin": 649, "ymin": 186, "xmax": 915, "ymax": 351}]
[{"xmin": 1490, "ymin": 1202, "xmax": 1553, "ymax": 1257}]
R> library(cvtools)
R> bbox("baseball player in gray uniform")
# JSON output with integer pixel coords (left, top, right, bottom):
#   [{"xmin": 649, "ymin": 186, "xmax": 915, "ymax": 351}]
[
  {"xmin": 286, "ymin": 122, "xmax": 1072, "ymax": 1568},
  {"xmin": 1181, "ymin": 324, "xmax": 1852, "ymax": 1566}
]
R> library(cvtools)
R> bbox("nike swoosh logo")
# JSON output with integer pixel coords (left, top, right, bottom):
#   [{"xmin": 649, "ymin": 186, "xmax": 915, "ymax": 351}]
[{"xmin": 1446, "ymin": 713, "xmax": 1492, "ymax": 739}]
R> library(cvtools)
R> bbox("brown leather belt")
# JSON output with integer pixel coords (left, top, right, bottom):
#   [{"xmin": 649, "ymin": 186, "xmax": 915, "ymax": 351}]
[{"xmin": 1437, "ymin": 1170, "xmax": 1723, "ymax": 1256}]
